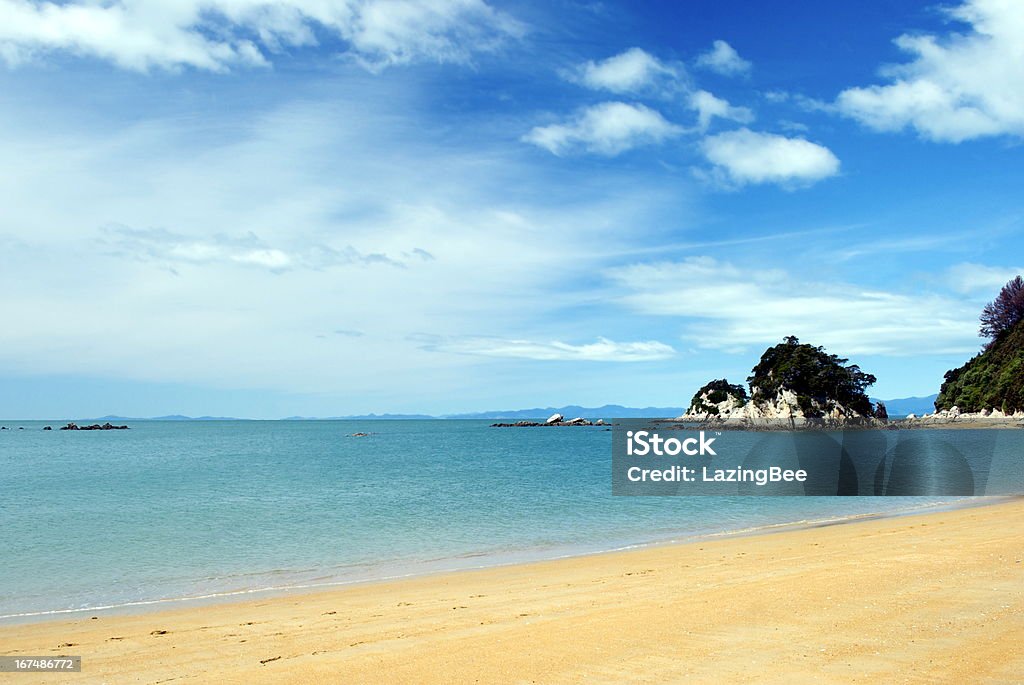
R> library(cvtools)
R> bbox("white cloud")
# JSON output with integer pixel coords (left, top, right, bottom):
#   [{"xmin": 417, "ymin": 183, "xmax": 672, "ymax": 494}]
[
  {"xmin": 605, "ymin": 257, "xmax": 979, "ymax": 355},
  {"xmin": 699, "ymin": 128, "xmax": 839, "ymax": 187},
  {"xmin": 423, "ymin": 336, "xmax": 676, "ymax": 362},
  {"xmin": 946, "ymin": 262, "xmax": 1024, "ymax": 295},
  {"xmin": 523, "ymin": 102, "xmax": 683, "ymax": 156},
  {"xmin": 569, "ymin": 47, "xmax": 682, "ymax": 94},
  {"xmin": 0, "ymin": 0, "xmax": 524, "ymax": 72},
  {"xmin": 834, "ymin": 0, "xmax": 1024, "ymax": 141},
  {"xmin": 695, "ymin": 39, "xmax": 750, "ymax": 76},
  {"xmin": 688, "ymin": 90, "xmax": 753, "ymax": 130}
]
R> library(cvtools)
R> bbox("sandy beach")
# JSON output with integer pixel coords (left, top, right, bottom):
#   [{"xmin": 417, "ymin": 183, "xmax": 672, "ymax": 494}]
[{"xmin": 4, "ymin": 499, "xmax": 1023, "ymax": 684}]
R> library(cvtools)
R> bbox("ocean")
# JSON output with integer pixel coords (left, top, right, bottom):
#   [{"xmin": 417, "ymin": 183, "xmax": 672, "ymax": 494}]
[{"xmin": 0, "ymin": 419, "xmax": 958, "ymax": 621}]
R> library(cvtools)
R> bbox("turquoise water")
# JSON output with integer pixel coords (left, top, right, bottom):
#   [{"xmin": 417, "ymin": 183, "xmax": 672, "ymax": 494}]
[{"xmin": 0, "ymin": 420, "xmax": 951, "ymax": 620}]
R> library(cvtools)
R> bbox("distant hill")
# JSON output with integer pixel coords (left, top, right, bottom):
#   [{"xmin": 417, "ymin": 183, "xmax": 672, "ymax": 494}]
[{"xmin": 869, "ymin": 395, "xmax": 938, "ymax": 417}]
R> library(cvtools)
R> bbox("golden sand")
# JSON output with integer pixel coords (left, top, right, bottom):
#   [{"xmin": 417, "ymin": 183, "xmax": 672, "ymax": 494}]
[{"xmin": 4, "ymin": 500, "xmax": 1023, "ymax": 684}]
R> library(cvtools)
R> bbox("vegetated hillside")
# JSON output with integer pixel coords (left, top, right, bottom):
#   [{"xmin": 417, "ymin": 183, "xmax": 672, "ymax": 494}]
[{"xmin": 936, "ymin": 317, "xmax": 1024, "ymax": 413}]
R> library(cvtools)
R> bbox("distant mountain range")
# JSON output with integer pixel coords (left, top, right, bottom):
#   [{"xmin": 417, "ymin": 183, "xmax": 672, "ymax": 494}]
[
  {"xmin": 77, "ymin": 397, "xmax": 937, "ymax": 421},
  {"xmin": 282, "ymin": 413, "xmax": 436, "ymax": 420},
  {"xmin": 870, "ymin": 394, "xmax": 938, "ymax": 417},
  {"xmin": 89, "ymin": 414, "xmax": 246, "ymax": 421},
  {"xmin": 263, "ymin": 405, "xmax": 688, "ymax": 420},
  {"xmin": 83, "ymin": 406, "xmax": 684, "ymax": 421}
]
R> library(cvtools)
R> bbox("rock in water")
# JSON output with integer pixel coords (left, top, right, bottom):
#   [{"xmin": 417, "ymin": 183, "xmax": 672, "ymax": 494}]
[
  {"xmin": 545, "ymin": 413, "xmax": 564, "ymax": 424},
  {"xmin": 60, "ymin": 422, "xmax": 129, "ymax": 431}
]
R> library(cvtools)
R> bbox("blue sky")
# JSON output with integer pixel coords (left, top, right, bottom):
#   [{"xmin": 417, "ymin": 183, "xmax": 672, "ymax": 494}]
[{"xmin": 1, "ymin": 0, "xmax": 1022, "ymax": 418}]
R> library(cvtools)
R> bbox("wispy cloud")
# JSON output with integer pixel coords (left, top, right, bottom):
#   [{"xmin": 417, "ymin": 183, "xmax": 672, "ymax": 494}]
[
  {"xmin": 946, "ymin": 262, "xmax": 1024, "ymax": 295},
  {"xmin": 694, "ymin": 39, "xmax": 751, "ymax": 76},
  {"xmin": 833, "ymin": 0, "xmax": 1024, "ymax": 142},
  {"xmin": 606, "ymin": 256, "xmax": 979, "ymax": 355},
  {"xmin": 0, "ymin": 0, "xmax": 525, "ymax": 72},
  {"xmin": 419, "ymin": 335, "xmax": 676, "ymax": 361},
  {"xmin": 0, "ymin": 89, "xmax": 690, "ymax": 397},
  {"xmin": 699, "ymin": 128, "xmax": 839, "ymax": 187},
  {"xmin": 523, "ymin": 101, "xmax": 682, "ymax": 156},
  {"xmin": 105, "ymin": 226, "xmax": 412, "ymax": 271}
]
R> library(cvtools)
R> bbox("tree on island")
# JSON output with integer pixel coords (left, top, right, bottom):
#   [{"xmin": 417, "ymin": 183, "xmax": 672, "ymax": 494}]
[
  {"xmin": 979, "ymin": 275, "xmax": 1024, "ymax": 342},
  {"xmin": 747, "ymin": 336, "xmax": 877, "ymax": 417}
]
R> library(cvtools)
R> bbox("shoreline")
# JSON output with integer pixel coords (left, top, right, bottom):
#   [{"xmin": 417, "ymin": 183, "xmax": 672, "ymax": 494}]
[
  {"xmin": 3, "ymin": 498, "xmax": 1022, "ymax": 683},
  {"xmin": 666, "ymin": 417, "xmax": 1024, "ymax": 430},
  {"xmin": 0, "ymin": 496, "xmax": 996, "ymax": 626}
]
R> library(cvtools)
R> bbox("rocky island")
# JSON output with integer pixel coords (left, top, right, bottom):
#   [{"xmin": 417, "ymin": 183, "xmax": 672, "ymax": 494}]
[{"xmin": 678, "ymin": 336, "xmax": 886, "ymax": 428}]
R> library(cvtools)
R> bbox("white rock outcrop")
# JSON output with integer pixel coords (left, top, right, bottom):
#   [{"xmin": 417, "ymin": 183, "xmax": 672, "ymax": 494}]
[
  {"xmin": 902, "ymin": 406, "xmax": 1024, "ymax": 425},
  {"xmin": 679, "ymin": 387, "xmax": 878, "ymax": 427}
]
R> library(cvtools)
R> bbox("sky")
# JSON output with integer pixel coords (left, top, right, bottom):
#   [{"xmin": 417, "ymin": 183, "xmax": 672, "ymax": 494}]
[{"xmin": 1, "ymin": 0, "xmax": 1022, "ymax": 418}]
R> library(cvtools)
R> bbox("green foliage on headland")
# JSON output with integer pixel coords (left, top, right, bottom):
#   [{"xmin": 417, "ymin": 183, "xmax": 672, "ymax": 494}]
[
  {"xmin": 688, "ymin": 379, "xmax": 748, "ymax": 415},
  {"xmin": 936, "ymin": 317, "xmax": 1024, "ymax": 413},
  {"xmin": 936, "ymin": 276, "xmax": 1024, "ymax": 413},
  {"xmin": 747, "ymin": 336, "xmax": 877, "ymax": 417}
]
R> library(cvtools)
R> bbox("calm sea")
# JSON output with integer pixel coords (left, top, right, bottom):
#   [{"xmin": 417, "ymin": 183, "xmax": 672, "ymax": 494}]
[{"xmin": 0, "ymin": 419, "xmax": 955, "ymax": 621}]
